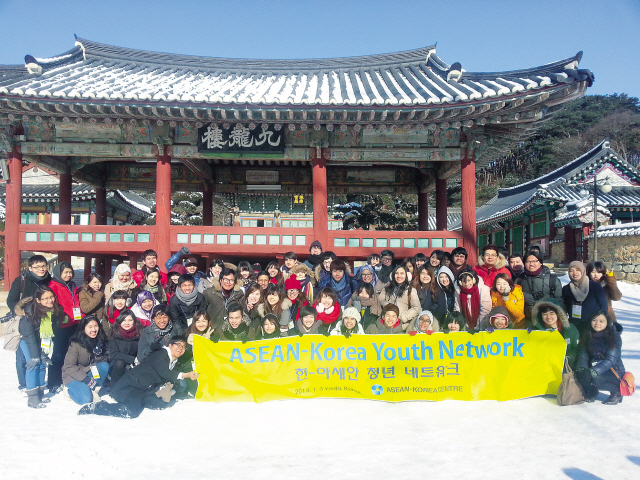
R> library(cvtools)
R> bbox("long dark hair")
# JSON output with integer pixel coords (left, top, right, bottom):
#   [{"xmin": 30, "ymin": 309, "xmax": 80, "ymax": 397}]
[
  {"xmin": 265, "ymin": 261, "xmax": 284, "ymax": 285},
  {"xmin": 238, "ymin": 261, "xmax": 257, "ymax": 284},
  {"xmin": 244, "ymin": 283, "xmax": 263, "ymax": 306},
  {"xmin": 70, "ymin": 314, "xmax": 108, "ymax": 355},
  {"xmin": 412, "ymin": 265, "xmax": 439, "ymax": 303},
  {"xmin": 109, "ymin": 309, "xmax": 144, "ymax": 339},
  {"xmin": 586, "ymin": 261, "xmax": 608, "ymax": 282},
  {"xmin": 261, "ymin": 283, "xmax": 284, "ymax": 316},
  {"xmin": 206, "ymin": 259, "xmax": 225, "ymax": 279},
  {"xmin": 105, "ymin": 290, "xmax": 131, "ymax": 318},
  {"xmin": 28, "ymin": 285, "xmax": 63, "ymax": 326},
  {"xmin": 139, "ymin": 267, "xmax": 166, "ymax": 302},
  {"xmin": 580, "ymin": 311, "xmax": 618, "ymax": 351},
  {"xmin": 384, "ymin": 265, "xmax": 412, "ymax": 298}
]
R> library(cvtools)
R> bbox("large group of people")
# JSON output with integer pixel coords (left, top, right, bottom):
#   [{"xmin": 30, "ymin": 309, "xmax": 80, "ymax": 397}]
[{"xmin": 5, "ymin": 240, "xmax": 627, "ymax": 417}]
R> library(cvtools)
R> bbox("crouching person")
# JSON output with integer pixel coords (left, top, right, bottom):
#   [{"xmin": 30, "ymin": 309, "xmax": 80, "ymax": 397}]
[
  {"xmin": 78, "ymin": 336, "xmax": 198, "ymax": 418},
  {"xmin": 330, "ymin": 307, "xmax": 365, "ymax": 337},
  {"xmin": 365, "ymin": 304, "xmax": 405, "ymax": 335},
  {"xmin": 62, "ymin": 315, "xmax": 110, "ymax": 405},
  {"xmin": 531, "ymin": 299, "xmax": 579, "ymax": 370},
  {"xmin": 212, "ymin": 304, "xmax": 255, "ymax": 343},
  {"xmin": 478, "ymin": 306, "xmax": 514, "ymax": 332}
]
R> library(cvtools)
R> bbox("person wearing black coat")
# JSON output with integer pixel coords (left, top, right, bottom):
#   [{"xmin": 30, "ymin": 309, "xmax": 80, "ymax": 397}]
[
  {"xmin": 78, "ymin": 335, "xmax": 199, "ymax": 418},
  {"xmin": 107, "ymin": 310, "xmax": 144, "ymax": 386},
  {"xmin": 575, "ymin": 311, "xmax": 626, "ymax": 405},
  {"xmin": 167, "ymin": 274, "xmax": 208, "ymax": 330},
  {"xmin": 562, "ymin": 261, "xmax": 609, "ymax": 333},
  {"xmin": 6, "ymin": 255, "xmax": 52, "ymax": 391}
]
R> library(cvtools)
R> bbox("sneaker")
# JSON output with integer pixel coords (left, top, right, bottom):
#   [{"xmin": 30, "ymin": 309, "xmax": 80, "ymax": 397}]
[
  {"xmin": 78, "ymin": 403, "xmax": 97, "ymax": 416},
  {"xmin": 603, "ymin": 393, "xmax": 623, "ymax": 405}
]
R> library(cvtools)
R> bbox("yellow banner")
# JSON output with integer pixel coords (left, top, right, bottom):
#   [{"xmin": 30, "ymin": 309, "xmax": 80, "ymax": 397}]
[{"xmin": 193, "ymin": 330, "xmax": 566, "ymax": 403}]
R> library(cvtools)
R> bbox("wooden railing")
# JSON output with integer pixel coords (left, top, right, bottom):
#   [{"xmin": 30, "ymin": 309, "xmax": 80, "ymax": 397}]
[{"xmin": 17, "ymin": 224, "xmax": 463, "ymax": 258}]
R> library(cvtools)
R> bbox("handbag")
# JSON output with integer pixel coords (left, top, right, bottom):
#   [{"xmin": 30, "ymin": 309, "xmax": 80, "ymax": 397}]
[
  {"xmin": 610, "ymin": 368, "xmax": 636, "ymax": 396},
  {"xmin": 1, "ymin": 313, "xmax": 22, "ymax": 352},
  {"xmin": 557, "ymin": 358, "xmax": 585, "ymax": 406}
]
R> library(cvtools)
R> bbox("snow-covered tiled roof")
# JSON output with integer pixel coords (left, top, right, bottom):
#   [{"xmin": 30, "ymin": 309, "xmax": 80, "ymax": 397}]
[
  {"xmin": 587, "ymin": 222, "xmax": 640, "ymax": 238},
  {"xmin": 0, "ymin": 183, "xmax": 96, "ymax": 202},
  {"xmin": 450, "ymin": 141, "xmax": 640, "ymax": 230},
  {"xmin": 553, "ymin": 201, "xmax": 610, "ymax": 222},
  {"xmin": 0, "ymin": 37, "xmax": 593, "ymax": 108}
]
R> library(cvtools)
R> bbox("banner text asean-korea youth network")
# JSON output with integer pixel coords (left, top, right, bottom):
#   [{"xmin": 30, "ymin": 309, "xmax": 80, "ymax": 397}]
[{"xmin": 192, "ymin": 330, "xmax": 567, "ymax": 403}]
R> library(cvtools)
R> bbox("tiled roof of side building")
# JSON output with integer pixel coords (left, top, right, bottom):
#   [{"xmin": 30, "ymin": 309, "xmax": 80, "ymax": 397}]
[{"xmin": 0, "ymin": 37, "xmax": 592, "ymax": 107}]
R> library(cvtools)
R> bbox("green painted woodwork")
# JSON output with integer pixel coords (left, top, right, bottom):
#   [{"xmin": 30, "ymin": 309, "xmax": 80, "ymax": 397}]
[
  {"xmin": 511, "ymin": 226, "xmax": 523, "ymax": 255},
  {"xmin": 477, "ymin": 234, "xmax": 487, "ymax": 250},
  {"xmin": 533, "ymin": 221, "xmax": 546, "ymax": 238},
  {"xmin": 418, "ymin": 238, "xmax": 429, "ymax": 249},
  {"xmin": 493, "ymin": 230, "xmax": 505, "ymax": 247}
]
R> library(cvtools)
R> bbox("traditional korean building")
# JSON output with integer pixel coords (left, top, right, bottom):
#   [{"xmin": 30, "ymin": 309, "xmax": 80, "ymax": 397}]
[
  {"xmin": 452, "ymin": 140, "xmax": 640, "ymax": 263},
  {"xmin": 0, "ymin": 36, "xmax": 593, "ymax": 286}
]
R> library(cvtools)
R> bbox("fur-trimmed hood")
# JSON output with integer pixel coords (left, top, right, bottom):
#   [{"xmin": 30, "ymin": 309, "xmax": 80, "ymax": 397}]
[
  {"xmin": 14, "ymin": 297, "xmax": 33, "ymax": 317},
  {"xmin": 290, "ymin": 263, "xmax": 316, "ymax": 284},
  {"xmin": 210, "ymin": 276, "xmax": 244, "ymax": 293},
  {"xmin": 476, "ymin": 253, "xmax": 507, "ymax": 270},
  {"xmin": 257, "ymin": 298, "xmax": 292, "ymax": 317},
  {"xmin": 531, "ymin": 298, "xmax": 570, "ymax": 330},
  {"xmin": 221, "ymin": 311, "xmax": 252, "ymax": 332}
]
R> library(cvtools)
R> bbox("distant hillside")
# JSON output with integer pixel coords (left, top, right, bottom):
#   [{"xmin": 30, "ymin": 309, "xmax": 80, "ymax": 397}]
[{"xmin": 449, "ymin": 94, "xmax": 640, "ymax": 206}]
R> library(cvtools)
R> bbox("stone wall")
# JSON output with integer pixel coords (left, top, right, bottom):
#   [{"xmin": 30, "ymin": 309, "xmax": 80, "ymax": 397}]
[
  {"xmin": 550, "ymin": 241, "xmax": 565, "ymax": 264},
  {"xmin": 588, "ymin": 235, "xmax": 640, "ymax": 283}
]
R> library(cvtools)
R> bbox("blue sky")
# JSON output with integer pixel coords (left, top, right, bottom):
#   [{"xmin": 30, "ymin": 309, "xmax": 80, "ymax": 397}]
[{"xmin": 0, "ymin": 0, "xmax": 638, "ymax": 97}]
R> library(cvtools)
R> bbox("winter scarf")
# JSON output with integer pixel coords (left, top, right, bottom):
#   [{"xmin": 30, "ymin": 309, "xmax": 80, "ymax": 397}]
[
  {"xmin": 352, "ymin": 295, "xmax": 381, "ymax": 316},
  {"xmin": 260, "ymin": 327, "xmax": 281, "ymax": 340},
  {"xmin": 26, "ymin": 269, "xmax": 50, "ymax": 284},
  {"xmin": 449, "ymin": 262, "xmax": 469, "ymax": 279},
  {"xmin": 221, "ymin": 322, "xmax": 250, "ymax": 341},
  {"xmin": 330, "ymin": 274, "xmax": 348, "ymax": 295},
  {"xmin": 40, "ymin": 311, "xmax": 54, "ymax": 339},
  {"xmin": 176, "ymin": 287, "xmax": 199, "ymax": 306},
  {"xmin": 460, "ymin": 284, "xmax": 481, "ymax": 329},
  {"xmin": 568, "ymin": 261, "xmax": 589, "ymax": 302},
  {"xmin": 111, "ymin": 264, "xmax": 134, "ymax": 291},
  {"xmin": 149, "ymin": 319, "xmax": 174, "ymax": 340},
  {"xmin": 524, "ymin": 266, "xmax": 543, "ymax": 277},
  {"xmin": 295, "ymin": 318, "xmax": 323, "ymax": 335},
  {"xmin": 306, "ymin": 253, "xmax": 323, "ymax": 267},
  {"xmin": 314, "ymin": 301, "xmax": 341, "ymax": 325},
  {"xmin": 118, "ymin": 325, "xmax": 139, "ymax": 340}
]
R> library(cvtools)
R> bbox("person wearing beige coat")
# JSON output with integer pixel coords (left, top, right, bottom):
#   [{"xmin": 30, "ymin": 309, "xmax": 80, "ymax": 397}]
[{"xmin": 377, "ymin": 265, "xmax": 421, "ymax": 331}]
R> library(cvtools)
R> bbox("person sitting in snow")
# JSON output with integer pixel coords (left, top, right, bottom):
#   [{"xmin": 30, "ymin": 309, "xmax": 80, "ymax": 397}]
[{"xmin": 78, "ymin": 335, "xmax": 198, "ymax": 418}]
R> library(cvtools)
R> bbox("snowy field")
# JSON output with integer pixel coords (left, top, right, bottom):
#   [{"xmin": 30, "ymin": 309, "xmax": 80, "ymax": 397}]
[{"xmin": 1, "ymin": 280, "xmax": 639, "ymax": 480}]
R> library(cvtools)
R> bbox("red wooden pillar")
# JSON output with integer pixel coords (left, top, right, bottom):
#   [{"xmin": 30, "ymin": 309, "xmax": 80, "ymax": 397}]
[
  {"xmin": 4, "ymin": 147, "xmax": 23, "ymax": 291},
  {"xmin": 156, "ymin": 153, "xmax": 172, "ymax": 273},
  {"xmin": 312, "ymin": 154, "xmax": 329, "ymax": 251},
  {"xmin": 83, "ymin": 256, "xmax": 92, "ymax": 276},
  {"xmin": 202, "ymin": 182, "xmax": 213, "ymax": 227},
  {"xmin": 103, "ymin": 256, "xmax": 113, "ymax": 284},
  {"xmin": 129, "ymin": 253, "xmax": 138, "ymax": 271},
  {"xmin": 436, "ymin": 177, "xmax": 448, "ymax": 231},
  {"xmin": 58, "ymin": 166, "xmax": 73, "ymax": 264},
  {"xmin": 461, "ymin": 150, "xmax": 477, "ymax": 266}
]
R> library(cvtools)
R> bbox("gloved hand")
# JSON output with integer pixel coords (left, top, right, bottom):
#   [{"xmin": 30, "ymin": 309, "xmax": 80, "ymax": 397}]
[
  {"xmin": 590, "ymin": 368, "xmax": 598, "ymax": 378},
  {"xmin": 41, "ymin": 353, "xmax": 53, "ymax": 367},
  {"xmin": 298, "ymin": 330, "xmax": 304, "ymax": 337},
  {"xmin": 25, "ymin": 357, "xmax": 41, "ymax": 369},
  {"xmin": 343, "ymin": 331, "xmax": 351, "ymax": 339},
  {"xmin": 425, "ymin": 331, "xmax": 433, "ymax": 335},
  {"xmin": 527, "ymin": 327, "xmax": 533, "ymax": 334},
  {"xmin": 486, "ymin": 326, "xmax": 495, "ymax": 333},
  {"xmin": 502, "ymin": 295, "xmax": 510, "ymax": 302},
  {"xmin": 212, "ymin": 334, "xmax": 220, "ymax": 343},
  {"xmin": 179, "ymin": 246, "xmax": 190, "ymax": 256},
  {"xmin": 575, "ymin": 368, "xmax": 593, "ymax": 388},
  {"xmin": 84, "ymin": 376, "xmax": 97, "ymax": 390},
  {"xmin": 323, "ymin": 329, "xmax": 331, "ymax": 337},
  {"xmin": 241, "ymin": 336, "xmax": 248, "ymax": 344},
  {"xmin": 408, "ymin": 331, "xmax": 417, "ymax": 336}
]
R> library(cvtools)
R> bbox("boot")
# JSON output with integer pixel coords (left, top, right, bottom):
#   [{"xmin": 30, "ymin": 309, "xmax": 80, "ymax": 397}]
[
  {"xmin": 603, "ymin": 392, "xmax": 623, "ymax": 405},
  {"xmin": 38, "ymin": 386, "xmax": 51, "ymax": 404},
  {"xmin": 27, "ymin": 388, "xmax": 46, "ymax": 409}
]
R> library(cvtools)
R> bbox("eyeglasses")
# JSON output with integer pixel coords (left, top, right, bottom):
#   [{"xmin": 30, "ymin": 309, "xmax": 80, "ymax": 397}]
[
  {"xmin": 31, "ymin": 264, "xmax": 48, "ymax": 270},
  {"xmin": 525, "ymin": 260, "xmax": 540, "ymax": 264},
  {"xmin": 172, "ymin": 343, "xmax": 186, "ymax": 351},
  {"xmin": 221, "ymin": 277, "xmax": 235, "ymax": 284},
  {"xmin": 362, "ymin": 273, "xmax": 373, "ymax": 277}
]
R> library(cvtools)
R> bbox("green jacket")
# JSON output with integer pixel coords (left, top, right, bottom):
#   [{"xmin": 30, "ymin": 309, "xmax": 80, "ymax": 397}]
[{"xmin": 531, "ymin": 299, "xmax": 579, "ymax": 370}]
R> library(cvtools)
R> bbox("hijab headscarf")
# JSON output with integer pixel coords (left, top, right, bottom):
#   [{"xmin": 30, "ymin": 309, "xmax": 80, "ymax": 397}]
[
  {"xmin": 358, "ymin": 264, "xmax": 379, "ymax": 288},
  {"xmin": 568, "ymin": 261, "xmax": 589, "ymax": 302},
  {"xmin": 111, "ymin": 263, "xmax": 134, "ymax": 291}
]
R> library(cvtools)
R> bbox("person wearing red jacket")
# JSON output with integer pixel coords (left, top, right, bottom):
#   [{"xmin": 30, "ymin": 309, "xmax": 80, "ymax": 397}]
[
  {"xmin": 48, "ymin": 261, "xmax": 80, "ymax": 393},
  {"xmin": 473, "ymin": 244, "xmax": 511, "ymax": 288},
  {"xmin": 132, "ymin": 249, "xmax": 168, "ymax": 287}
]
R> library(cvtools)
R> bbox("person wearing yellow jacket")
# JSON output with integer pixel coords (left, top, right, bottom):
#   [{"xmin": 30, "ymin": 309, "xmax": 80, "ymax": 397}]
[{"xmin": 490, "ymin": 273, "xmax": 525, "ymax": 329}]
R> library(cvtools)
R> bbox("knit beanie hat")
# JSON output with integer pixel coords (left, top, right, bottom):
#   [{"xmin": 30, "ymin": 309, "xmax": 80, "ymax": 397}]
[
  {"xmin": 342, "ymin": 307, "xmax": 362, "ymax": 323},
  {"xmin": 309, "ymin": 240, "xmax": 323, "ymax": 251},
  {"xmin": 285, "ymin": 277, "xmax": 302, "ymax": 291}
]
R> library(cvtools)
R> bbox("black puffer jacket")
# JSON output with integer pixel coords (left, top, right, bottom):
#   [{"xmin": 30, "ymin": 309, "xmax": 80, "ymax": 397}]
[
  {"xmin": 576, "ymin": 323, "xmax": 625, "ymax": 376},
  {"xmin": 108, "ymin": 334, "xmax": 140, "ymax": 367},
  {"xmin": 167, "ymin": 293, "xmax": 208, "ymax": 330}
]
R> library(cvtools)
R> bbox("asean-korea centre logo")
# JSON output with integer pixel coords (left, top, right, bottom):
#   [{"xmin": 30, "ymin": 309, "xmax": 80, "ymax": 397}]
[{"xmin": 371, "ymin": 385, "xmax": 383, "ymax": 396}]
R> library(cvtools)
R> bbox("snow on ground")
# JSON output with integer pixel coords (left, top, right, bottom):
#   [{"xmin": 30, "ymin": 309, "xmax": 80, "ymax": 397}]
[{"xmin": 1, "ymin": 284, "xmax": 639, "ymax": 480}]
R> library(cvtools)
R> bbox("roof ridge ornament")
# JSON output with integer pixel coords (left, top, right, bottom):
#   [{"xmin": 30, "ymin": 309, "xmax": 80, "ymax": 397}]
[
  {"xmin": 75, "ymin": 37, "xmax": 87, "ymax": 61},
  {"xmin": 447, "ymin": 62, "xmax": 462, "ymax": 82},
  {"xmin": 24, "ymin": 55, "xmax": 42, "ymax": 75}
]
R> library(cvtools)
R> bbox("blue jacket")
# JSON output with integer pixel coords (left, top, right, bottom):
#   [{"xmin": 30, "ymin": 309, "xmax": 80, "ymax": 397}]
[
  {"xmin": 165, "ymin": 252, "xmax": 205, "ymax": 286},
  {"xmin": 562, "ymin": 280, "xmax": 608, "ymax": 332},
  {"xmin": 577, "ymin": 323, "xmax": 625, "ymax": 376},
  {"xmin": 318, "ymin": 274, "xmax": 358, "ymax": 306}
]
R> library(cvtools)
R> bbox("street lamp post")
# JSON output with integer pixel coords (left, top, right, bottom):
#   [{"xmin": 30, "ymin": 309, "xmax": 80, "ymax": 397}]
[{"xmin": 581, "ymin": 179, "xmax": 612, "ymax": 261}]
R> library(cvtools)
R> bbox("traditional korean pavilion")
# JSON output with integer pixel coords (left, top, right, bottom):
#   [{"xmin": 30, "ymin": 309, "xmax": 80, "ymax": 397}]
[
  {"xmin": 453, "ymin": 140, "xmax": 640, "ymax": 262},
  {"xmin": 0, "ymin": 37, "xmax": 593, "ymax": 285}
]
